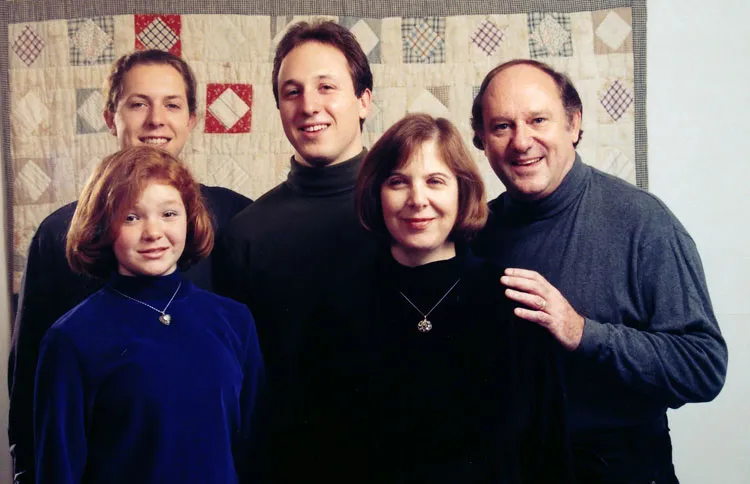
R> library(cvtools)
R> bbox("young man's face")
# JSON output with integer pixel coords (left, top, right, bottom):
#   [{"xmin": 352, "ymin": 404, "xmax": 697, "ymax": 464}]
[
  {"xmin": 277, "ymin": 41, "xmax": 372, "ymax": 167},
  {"xmin": 104, "ymin": 63, "xmax": 196, "ymax": 157},
  {"xmin": 479, "ymin": 64, "xmax": 581, "ymax": 201}
]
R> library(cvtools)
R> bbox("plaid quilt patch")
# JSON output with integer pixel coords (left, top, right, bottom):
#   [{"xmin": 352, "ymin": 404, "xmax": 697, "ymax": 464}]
[
  {"xmin": 68, "ymin": 17, "xmax": 114, "ymax": 65},
  {"xmin": 12, "ymin": 25, "xmax": 45, "ymax": 67},
  {"xmin": 600, "ymin": 79, "xmax": 634, "ymax": 121},
  {"xmin": 527, "ymin": 12, "xmax": 573, "ymax": 58},
  {"xmin": 471, "ymin": 19, "xmax": 505, "ymax": 57},
  {"xmin": 135, "ymin": 14, "xmax": 181, "ymax": 54},
  {"xmin": 402, "ymin": 17, "xmax": 446, "ymax": 64}
]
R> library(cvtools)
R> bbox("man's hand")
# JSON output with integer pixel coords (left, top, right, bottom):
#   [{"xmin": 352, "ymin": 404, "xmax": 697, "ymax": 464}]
[{"xmin": 500, "ymin": 268, "xmax": 585, "ymax": 351}]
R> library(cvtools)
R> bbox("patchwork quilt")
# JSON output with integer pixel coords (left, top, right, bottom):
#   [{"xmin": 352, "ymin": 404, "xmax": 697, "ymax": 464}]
[{"xmin": 1, "ymin": 0, "xmax": 647, "ymax": 294}]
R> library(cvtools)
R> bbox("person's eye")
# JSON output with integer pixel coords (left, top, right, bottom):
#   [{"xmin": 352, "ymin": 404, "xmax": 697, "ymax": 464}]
[
  {"xmin": 493, "ymin": 122, "xmax": 510, "ymax": 131},
  {"xmin": 129, "ymin": 101, "xmax": 147, "ymax": 109},
  {"xmin": 532, "ymin": 117, "xmax": 546, "ymax": 124},
  {"xmin": 166, "ymin": 103, "xmax": 182, "ymax": 110},
  {"xmin": 163, "ymin": 210, "xmax": 179, "ymax": 218},
  {"xmin": 283, "ymin": 88, "xmax": 300, "ymax": 98},
  {"xmin": 427, "ymin": 177, "xmax": 446, "ymax": 186},
  {"xmin": 320, "ymin": 84, "xmax": 335, "ymax": 92},
  {"xmin": 124, "ymin": 213, "xmax": 138, "ymax": 223},
  {"xmin": 386, "ymin": 177, "xmax": 406, "ymax": 187}
]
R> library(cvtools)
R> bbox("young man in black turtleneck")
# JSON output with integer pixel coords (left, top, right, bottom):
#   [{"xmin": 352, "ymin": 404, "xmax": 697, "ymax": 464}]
[{"xmin": 216, "ymin": 20, "xmax": 377, "ymax": 481}]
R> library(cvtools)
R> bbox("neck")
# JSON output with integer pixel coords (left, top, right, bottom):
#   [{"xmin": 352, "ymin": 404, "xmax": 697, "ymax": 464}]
[
  {"xmin": 390, "ymin": 242, "xmax": 456, "ymax": 268},
  {"xmin": 287, "ymin": 149, "xmax": 366, "ymax": 196},
  {"xmin": 294, "ymin": 144, "xmax": 364, "ymax": 168}
]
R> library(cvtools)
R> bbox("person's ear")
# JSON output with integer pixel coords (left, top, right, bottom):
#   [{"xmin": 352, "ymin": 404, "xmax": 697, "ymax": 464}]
[
  {"xmin": 357, "ymin": 88, "xmax": 373, "ymax": 122},
  {"xmin": 188, "ymin": 113, "xmax": 197, "ymax": 131},
  {"xmin": 473, "ymin": 132, "xmax": 484, "ymax": 150},
  {"xmin": 103, "ymin": 110, "xmax": 117, "ymax": 136},
  {"xmin": 569, "ymin": 111, "xmax": 582, "ymax": 145}
]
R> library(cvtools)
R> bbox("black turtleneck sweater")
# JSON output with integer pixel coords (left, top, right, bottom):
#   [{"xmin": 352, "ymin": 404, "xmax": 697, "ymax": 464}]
[
  {"xmin": 474, "ymin": 156, "xmax": 727, "ymax": 436},
  {"xmin": 216, "ymin": 151, "xmax": 378, "ymax": 481},
  {"xmin": 297, "ymin": 248, "xmax": 573, "ymax": 483}
]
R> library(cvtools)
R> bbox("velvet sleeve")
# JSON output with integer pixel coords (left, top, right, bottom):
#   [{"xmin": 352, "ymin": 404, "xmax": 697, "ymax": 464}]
[
  {"xmin": 232, "ymin": 308, "xmax": 267, "ymax": 483},
  {"xmin": 34, "ymin": 327, "xmax": 88, "ymax": 484},
  {"xmin": 576, "ymin": 225, "xmax": 727, "ymax": 408}
]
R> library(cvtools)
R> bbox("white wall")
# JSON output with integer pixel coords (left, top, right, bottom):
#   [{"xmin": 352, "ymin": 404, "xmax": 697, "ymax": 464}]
[{"xmin": 649, "ymin": 0, "xmax": 750, "ymax": 482}]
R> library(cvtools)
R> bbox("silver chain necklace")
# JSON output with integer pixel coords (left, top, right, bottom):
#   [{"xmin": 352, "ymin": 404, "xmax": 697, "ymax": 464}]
[
  {"xmin": 399, "ymin": 278, "xmax": 460, "ymax": 333},
  {"xmin": 110, "ymin": 281, "xmax": 182, "ymax": 326}
]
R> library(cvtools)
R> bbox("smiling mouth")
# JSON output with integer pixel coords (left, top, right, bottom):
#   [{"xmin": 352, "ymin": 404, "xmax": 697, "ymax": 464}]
[
  {"xmin": 299, "ymin": 124, "xmax": 329, "ymax": 133},
  {"xmin": 513, "ymin": 156, "xmax": 543, "ymax": 166},
  {"xmin": 140, "ymin": 137, "xmax": 171, "ymax": 145},
  {"xmin": 139, "ymin": 248, "xmax": 169, "ymax": 258},
  {"xmin": 404, "ymin": 218, "xmax": 434, "ymax": 229}
]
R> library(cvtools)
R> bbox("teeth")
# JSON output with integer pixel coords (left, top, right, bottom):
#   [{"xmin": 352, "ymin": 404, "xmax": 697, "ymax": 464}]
[
  {"xmin": 516, "ymin": 157, "xmax": 541, "ymax": 166},
  {"xmin": 301, "ymin": 124, "xmax": 327, "ymax": 132},
  {"xmin": 142, "ymin": 138, "xmax": 169, "ymax": 145}
]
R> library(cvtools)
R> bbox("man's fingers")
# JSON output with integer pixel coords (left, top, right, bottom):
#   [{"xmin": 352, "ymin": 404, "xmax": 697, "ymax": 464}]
[{"xmin": 505, "ymin": 288, "xmax": 547, "ymax": 311}]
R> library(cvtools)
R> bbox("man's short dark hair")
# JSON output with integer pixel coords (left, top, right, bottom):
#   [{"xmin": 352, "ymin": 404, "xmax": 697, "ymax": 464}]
[
  {"xmin": 105, "ymin": 49, "xmax": 198, "ymax": 115},
  {"xmin": 271, "ymin": 20, "xmax": 373, "ymax": 110},
  {"xmin": 471, "ymin": 59, "xmax": 584, "ymax": 149}
]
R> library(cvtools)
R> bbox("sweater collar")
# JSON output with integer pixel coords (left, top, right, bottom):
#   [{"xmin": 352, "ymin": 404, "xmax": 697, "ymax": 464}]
[
  {"xmin": 107, "ymin": 270, "xmax": 185, "ymax": 306},
  {"xmin": 286, "ymin": 149, "xmax": 366, "ymax": 197},
  {"xmin": 500, "ymin": 153, "xmax": 589, "ymax": 221}
]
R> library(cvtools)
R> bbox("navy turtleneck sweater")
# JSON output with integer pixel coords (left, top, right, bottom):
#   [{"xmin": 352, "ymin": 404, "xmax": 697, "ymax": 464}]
[
  {"xmin": 216, "ymin": 150, "xmax": 378, "ymax": 481},
  {"xmin": 474, "ymin": 155, "xmax": 727, "ymax": 435},
  {"xmin": 34, "ymin": 271, "xmax": 264, "ymax": 484},
  {"xmin": 10, "ymin": 184, "xmax": 251, "ymax": 484},
  {"xmin": 298, "ymin": 248, "xmax": 573, "ymax": 483}
]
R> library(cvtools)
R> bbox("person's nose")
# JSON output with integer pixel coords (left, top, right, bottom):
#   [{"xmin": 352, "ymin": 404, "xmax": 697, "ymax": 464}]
[
  {"xmin": 301, "ymin": 90, "xmax": 321, "ymax": 115},
  {"xmin": 146, "ymin": 105, "xmax": 166, "ymax": 126},
  {"xmin": 141, "ymin": 218, "xmax": 163, "ymax": 241},
  {"xmin": 407, "ymin": 183, "xmax": 428, "ymax": 208},
  {"xmin": 511, "ymin": 123, "xmax": 533, "ymax": 152}
]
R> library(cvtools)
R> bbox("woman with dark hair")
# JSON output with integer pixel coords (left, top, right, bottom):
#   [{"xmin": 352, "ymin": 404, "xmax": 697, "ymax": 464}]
[
  {"xmin": 34, "ymin": 146, "xmax": 264, "ymax": 484},
  {"xmin": 302, "ymin": 113, "xmax": 573, "ymax": 483}
]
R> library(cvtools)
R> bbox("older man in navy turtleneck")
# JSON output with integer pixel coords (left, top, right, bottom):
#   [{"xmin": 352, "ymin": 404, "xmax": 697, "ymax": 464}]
[
  {"xmin": 216, "ymin": 21, "xmax": 378, "ymax": 482},
  {"xmin": 471, "ymin": 59, "xmax": 727, "ymax": 483}
]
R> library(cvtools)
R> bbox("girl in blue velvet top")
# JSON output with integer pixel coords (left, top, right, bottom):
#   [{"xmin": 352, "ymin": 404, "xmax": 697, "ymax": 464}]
[{"xmin": 34, "ymin": 146, "xmax": 264, "ymax": 484}]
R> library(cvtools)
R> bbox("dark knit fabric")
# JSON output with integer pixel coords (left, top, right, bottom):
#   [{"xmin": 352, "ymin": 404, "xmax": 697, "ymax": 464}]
[
  {"xmin": 216, "ymin": 150, "xmax": 378, "ymax": 481},
  {"xmin": 473, "ymin": 156, "xmax": 727, "ymax": 476},
  {"xmin": 297, "ymin": 248, "xmax": 573, "ymax": 483},
  {"xmin": 34, "ymin": 271, "xmax": 264, "ymax": 484},
  {"xmin": 9, "ymin": 185, "xmax": 251, "ymax": 484}
]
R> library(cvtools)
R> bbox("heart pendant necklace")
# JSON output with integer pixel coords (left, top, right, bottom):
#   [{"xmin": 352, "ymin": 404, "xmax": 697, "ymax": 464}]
[
  {"xmin": 399, "ymin": 278, "xmax": 460, "ymax": 333},
  {"xmin": 110, "ymin": 281, "xmax": 182, "ymax": 326}
]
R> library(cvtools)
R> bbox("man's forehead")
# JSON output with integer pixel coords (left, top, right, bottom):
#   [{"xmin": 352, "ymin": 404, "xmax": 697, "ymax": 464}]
[{"xmin": 483, "ymin": 65, "xmax": 563, "ymax": 114}]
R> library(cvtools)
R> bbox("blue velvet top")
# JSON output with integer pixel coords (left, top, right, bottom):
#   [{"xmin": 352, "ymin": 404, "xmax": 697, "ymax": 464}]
[{"xmin": 34, "ymin": 271, "xmax": 264, "ymax": 484}]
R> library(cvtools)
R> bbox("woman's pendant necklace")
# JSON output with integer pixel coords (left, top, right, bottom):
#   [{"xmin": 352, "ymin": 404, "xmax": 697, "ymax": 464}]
[
  {"xmin": 110, "ymin": 281, "xmax": 182, "ymax": 326},
  {"xmin": 399, "ymin": 278, "xmax": 460, "ymax": 333}
]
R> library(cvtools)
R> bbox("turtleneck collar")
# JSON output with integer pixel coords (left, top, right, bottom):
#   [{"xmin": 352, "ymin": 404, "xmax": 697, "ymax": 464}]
[
  {"xmin": 380, "ymin": 243, "xmax": 468, "ymax": 295},
  {"xmin": 107, "ymin": 270, "xmax": 184, "ymax": 305},
  {"xmin": 286, "ymin": 149, "xmax": 366, "ymax": 197},
  {"xmin": 501, "ymin": 153, "xmax": 589, "ymax": 222}
]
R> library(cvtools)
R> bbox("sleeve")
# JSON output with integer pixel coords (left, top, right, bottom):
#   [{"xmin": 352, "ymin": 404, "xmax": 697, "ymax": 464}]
[
  {"xmin": 576, "ymin": 226, "xmax": 727, "ymax": 408},
  {"xmin": 232, "ymin": 308, "xmax": 268, "ymax": 483},
  {"xmin": 34, "ymin": 328, "xmax": 88, "ymax": 484},
  {"xmin": 8, "ymin": 226, "xmax": 61, "ymax": 484},
  {"xmin": 212, "ymin": 226, "xmax": 254, "ymax": 306}
]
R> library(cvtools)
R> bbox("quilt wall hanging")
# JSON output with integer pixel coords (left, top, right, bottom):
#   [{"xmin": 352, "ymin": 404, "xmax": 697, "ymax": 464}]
[{"xmin": 1, "ymin": 0, "xmax": 647, "ymax": 295}]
